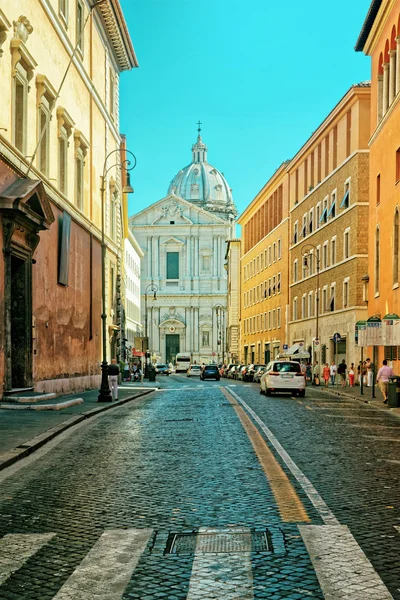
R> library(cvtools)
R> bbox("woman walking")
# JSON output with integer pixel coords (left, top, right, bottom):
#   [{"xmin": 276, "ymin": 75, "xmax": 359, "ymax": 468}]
[
  {"xmin": 323, "ymin": 362, "xmax": 330, "ymax": 387},
  {"xmin": 348, "ymin": 363, "xmax": 355, "ymax": 387}
]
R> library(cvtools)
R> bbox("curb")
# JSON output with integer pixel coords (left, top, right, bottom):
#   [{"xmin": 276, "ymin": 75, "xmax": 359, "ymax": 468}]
[
  {"xmin": 0, "ymin": 399, "xmax": 84, "ymax": 411},
  {"xmin": 318, "ymin": 386, "xmax": 399, "ymax": 413},
  {"xmin": 0, "ymin": 389, "xmax": 156, "ymax": 472}
]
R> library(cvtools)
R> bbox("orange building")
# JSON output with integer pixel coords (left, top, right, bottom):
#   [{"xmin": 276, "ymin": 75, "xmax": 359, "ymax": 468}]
[
  {"xmin": 356, "ymin": 0, "xmax": 400, "ymax": 365},
  {"xmin": 238, "ymin": 163, "xmax": 290, "ymax": 364}
]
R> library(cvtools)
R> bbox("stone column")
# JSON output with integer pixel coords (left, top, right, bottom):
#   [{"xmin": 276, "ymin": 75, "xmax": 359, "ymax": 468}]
[
  {"xmin": 396, "ymin": 37, "xmax": 400, "ymax": 96},
  {"xmin": 383, "ymin": 62, "xmax": 390, "ymax": 114},
  {"xmin": 157, "ymin": 237, "xmax": 160, "ymax": 278},
  {"xmin": 389, "ymin": 50, "xmax": 396, "ymax": 106},
  {"xmin": 377, "ymin": 74, "xmax": 383, "ymax": 123}
]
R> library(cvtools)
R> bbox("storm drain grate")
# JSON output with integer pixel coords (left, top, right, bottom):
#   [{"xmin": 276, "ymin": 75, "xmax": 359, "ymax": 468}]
[{"xmin": 165, "ymin": 528, "xmax": 272, "ymax": 555}]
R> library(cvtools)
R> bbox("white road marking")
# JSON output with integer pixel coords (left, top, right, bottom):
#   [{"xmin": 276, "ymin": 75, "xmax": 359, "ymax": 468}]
[
  {"xmin": 53, "ymin": 528, "xmax": 152, "ymax": 600},
  {"xmin": 0, "ymin": 533, "xmax": 55, "ymax": 585},
  {"xmin": 186, "ymin": 527, "xmax": 253, "ymax": 600},
  {"xmin": 299, "ymin": 525, "xmax": 393, "ymax": 599},
  {"xmin": 226, "ymin": 387, "xmax": 338, "ymax": 525}
]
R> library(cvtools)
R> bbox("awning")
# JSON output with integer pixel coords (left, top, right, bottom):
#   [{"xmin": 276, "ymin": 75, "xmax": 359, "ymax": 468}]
[
  {"xmin": 285, "ymin": 343, "xmax": 301, "ymax": 354},
  {"xmin": 339, "ymin": 189, "xmax": 349, "ymax": 209}
]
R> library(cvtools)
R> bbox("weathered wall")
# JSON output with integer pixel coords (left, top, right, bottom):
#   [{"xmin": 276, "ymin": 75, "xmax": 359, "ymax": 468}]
[{"xmin": 32, "ymin": 202, "xmax": 102, "ymax": 391}]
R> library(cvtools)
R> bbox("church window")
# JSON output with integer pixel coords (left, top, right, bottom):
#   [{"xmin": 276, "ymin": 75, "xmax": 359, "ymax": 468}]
[
  {"xmin": 167, "ymin": 252, "xmax": 179, "ymax": 279},
  {"xmin": 202, "ymin": 255, "xmax": 211, "ymax": 272}
]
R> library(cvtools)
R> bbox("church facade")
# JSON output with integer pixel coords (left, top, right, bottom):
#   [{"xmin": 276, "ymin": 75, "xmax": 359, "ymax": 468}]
[{"xmin": 129, "ymin": 132, "xmax": 236, "ymax": 365}]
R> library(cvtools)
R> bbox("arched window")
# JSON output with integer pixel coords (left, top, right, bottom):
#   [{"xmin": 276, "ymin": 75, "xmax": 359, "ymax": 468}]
[
  {"xmin": 394, "ymin": 209, "xmax": 399, "ymax": 285},
  {"xmin": 375, "ymin": 226, "xmax": 380, "ymax": 294}
]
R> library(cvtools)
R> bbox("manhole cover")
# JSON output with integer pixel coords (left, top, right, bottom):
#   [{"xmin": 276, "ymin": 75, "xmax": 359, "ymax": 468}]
[{"xmin": 165, "ymin": 528, "xmax": 272, "ymax": 554}]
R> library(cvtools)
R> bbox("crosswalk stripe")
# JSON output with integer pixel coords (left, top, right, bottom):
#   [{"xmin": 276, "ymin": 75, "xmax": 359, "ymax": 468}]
[
  {"xmin": 0, "ymin": 533, "xmax": 55, "ymax": 585},
  {"xmin": 299, "ymin": 525, "xmax": 393, "ymax": 599},
  {"xmin": 53, "ymin": 528, "xmax": 152, "ymax": 600},
  {"xmin": 186, "ymin": 527, "xmax": 253, "ymax": 599}
]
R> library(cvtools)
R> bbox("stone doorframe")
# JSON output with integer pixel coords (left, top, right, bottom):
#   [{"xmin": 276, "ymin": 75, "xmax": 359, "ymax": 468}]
[{"xmin": 0, "ymin": 177, "xmax": 54, "ymax": 391}]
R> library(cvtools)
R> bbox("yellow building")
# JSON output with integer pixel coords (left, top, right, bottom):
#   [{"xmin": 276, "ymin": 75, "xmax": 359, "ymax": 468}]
[
  {"xmin": 238, "ymin": 163, "xmax": 290, "ymax": 364},
  {"xmin": 0, "ymin": 1, "xmax": 137, "ymax": 395},
  {"xmin": 288, "ymin": 84, "xmax": 371, "ymax": 366}
]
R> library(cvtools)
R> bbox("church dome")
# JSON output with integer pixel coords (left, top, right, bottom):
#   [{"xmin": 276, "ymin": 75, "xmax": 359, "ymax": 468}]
[{"xmin": 167, "ymin": 130, "xmax": 237, "ymax": 221}]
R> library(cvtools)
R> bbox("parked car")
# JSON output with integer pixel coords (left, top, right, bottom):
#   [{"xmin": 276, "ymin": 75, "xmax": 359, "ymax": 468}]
[
  {"xmin": 187, "ymin": 364, "xmax": 202, "ymax": 377},
  {"xmin": 233, "ymin": 364, "xmax": 244, "ymax": 380},
  {"xmin": 260, "ymin": 360, "xmax": 306, "ymax": 397},
  {"xmin": 200, "ymin": 365, "xmax": 220, "ymax": 381},
  {"xmin": 253, "ymin": 366, "xmax": 266, "ymax": 383},
  {"xmin": 223, "ymin": 364, "xmax": 234, "ymax": 378},
  {"xmin": 226, "ymin": 365, "xmax": 237, "ymax": 379},
  {"xmin": 237, "ymin": 365, "xmax": 250, "ymax": 381},
  {"xmin": 155, "ymin": 364, "xmax": 170, "ymax": 375},
  {"xmin": 245, "ymin": 364, "xmax": 265, "ymax": 382}
]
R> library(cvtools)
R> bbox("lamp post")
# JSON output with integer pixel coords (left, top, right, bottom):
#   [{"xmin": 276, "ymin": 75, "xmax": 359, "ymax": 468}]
[
  {"xmin": 301, "ymin": 244, "xmax": 320, "ymax": 363},
  {"xmin": 144, "ymin": 283, "xmax": 158, "ymax": 378},
  {"xmin": 214, "ymin": 305, "xmax": 224, "ymax": 364},
  {"xmin": 98, "ymin": 148, "xmax": 136, "ymax": 402}
]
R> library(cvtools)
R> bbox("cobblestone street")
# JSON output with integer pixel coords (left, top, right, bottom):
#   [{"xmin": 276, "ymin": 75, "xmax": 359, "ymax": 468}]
[{"xmin": 1, "ymin": 376, "xmax": 400, "ymax": 599}]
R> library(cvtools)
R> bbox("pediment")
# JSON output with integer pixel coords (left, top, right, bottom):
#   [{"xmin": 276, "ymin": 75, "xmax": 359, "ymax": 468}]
[
  {"xmin": 161, "ymin": 236, "xmax": 184, "ymax": 246},
  {"xmin": 0, "ymin": 178, "xmax": 55, "ymax": 229},
  {"xmin": 129, "ymin": 192, "xmax": 228, "ymax": 227}
]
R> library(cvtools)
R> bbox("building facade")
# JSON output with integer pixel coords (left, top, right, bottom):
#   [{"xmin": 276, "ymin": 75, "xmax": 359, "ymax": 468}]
[
  {"xmin": 238, "ymin": 163, "xmax": 290, "ymax": 364},
  {"xmin": 129, "ymin": 132, "xmax": 236, "ymax": 365},
  {"xmin": 356, "ymin": 0, "xmax": 400, "ymax": 366},
  {"xmin": 0, "ymin": 1, "xmax": 136, "ymax": 396},
  {"xmin": 288, "ymin": 84, "xmax": 371, "ymax": 366},
  {"xmin": 225, "ymin": 239, "xmax": 240, "ymax": 363},
  {"xmin": 123, "ymin": 232, "xmax": 143, "ymax": 356}
]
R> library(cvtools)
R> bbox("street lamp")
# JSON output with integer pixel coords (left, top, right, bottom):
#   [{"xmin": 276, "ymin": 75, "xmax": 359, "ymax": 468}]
[
  {"xmin": 301, "ymin": 243, "xmax": 320, "ymax": 363},
  {"xmin": 214, "ymin": 305, "xmax": 224, "ymax": 364},
  {"xmin": 144, "ymin": 283, "xmax": 158, "ymax": 378},
  {"xmin": 98, "ymin": 148, "xmax": 136, "ymax": 402}
]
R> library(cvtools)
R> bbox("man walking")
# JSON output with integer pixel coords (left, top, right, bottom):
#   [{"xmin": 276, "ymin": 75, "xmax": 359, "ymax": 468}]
[
  {"xmin": 376, "ymin": 359, "xmax": 395, "ymax": 404},
  {"xmin": 330, "ymin": 361, "xmax": 337, "ymax": 386},
  {"xmin": 338, "ymin": 359, "xmax": 347, "ymax": 387},
  {"xmin": 108, "ymin": 358, "xmax": 120, "ymax": 401}
]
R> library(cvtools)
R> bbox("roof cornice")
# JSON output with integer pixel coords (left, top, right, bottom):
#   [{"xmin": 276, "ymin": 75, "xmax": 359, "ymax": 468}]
[
  {"xmin": 92, "ymin": 0, "xmax": 138, "ymax": 71},
  {"xmin": 237, "ymin": 161, "xmax": 289, "ymax": 224},
  {"xmin": 355, "ymin": 0, "xmax": 383, "ymax": 52}
]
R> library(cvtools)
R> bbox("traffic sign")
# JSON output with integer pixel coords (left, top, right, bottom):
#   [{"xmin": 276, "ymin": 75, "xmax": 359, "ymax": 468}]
[
  {"xmin": 299, "ymin": 342, "xmax": 304, "ymax": 347},
  {"xmin": 212, "ymin": 352, "xmax": 216, "ymax": 356},
  {"xmin": 333, "ymin": 332, "xmax": 341, "ymax": 343},
  {"xmin": 314, "ymin": 339, "xmax": 320, "ymax": 347},
  {"xmin": 283, "ymin": 344, "xmax": 288, "ymax": 351}
]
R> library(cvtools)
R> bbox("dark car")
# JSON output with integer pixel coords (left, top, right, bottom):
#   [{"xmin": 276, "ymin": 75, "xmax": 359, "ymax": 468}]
[
  {"xmin": 247, "ymin": 364, "xmax": 266, "ymax": 382},
  {"xmin": 155, "ymin": 364, "xmax": 170, "ymax": 375},
  {"xmin": 200, "ymin": 365, "xmax": 220, "ymax": 381}
]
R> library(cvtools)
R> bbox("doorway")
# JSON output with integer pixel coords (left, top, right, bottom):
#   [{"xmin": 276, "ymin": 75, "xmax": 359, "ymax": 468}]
[
  {"xmin": 166, "ymin": 334, "xmax": 180, "ymax": 364},
  {"xmin": 10, "ymin": 255, "xmax": 31, "ymax": 388}
]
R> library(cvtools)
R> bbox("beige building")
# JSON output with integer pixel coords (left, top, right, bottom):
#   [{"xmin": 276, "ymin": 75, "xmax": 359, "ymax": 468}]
[
  {"xmin": 238, "ymin": 163, "xmax": 290, "ymax": 365},
  {"xmin": 0, "ymin": 0, "xmax": 137, "ymax": 395},
  {"xmin": 288, "ymin": 84, "xmax": 370, "ymax": 366},
  {"xmin": 225, "ymin": 239, "xmax": 240, "ymax": 363}
]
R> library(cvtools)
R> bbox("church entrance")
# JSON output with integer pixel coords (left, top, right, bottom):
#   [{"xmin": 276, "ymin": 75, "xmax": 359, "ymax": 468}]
[{"xmin": 166, "ymin": 334, "xmax": 180, "ymax": 364}]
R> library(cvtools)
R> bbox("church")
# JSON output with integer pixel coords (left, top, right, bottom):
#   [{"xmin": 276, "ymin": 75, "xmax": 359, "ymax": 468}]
[{"xmin": 129, "ymin": 128, "xmax": 237, "ymax": 365}]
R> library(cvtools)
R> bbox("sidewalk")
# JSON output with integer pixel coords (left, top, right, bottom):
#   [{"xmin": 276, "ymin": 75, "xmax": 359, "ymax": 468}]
[
  {"xmin": 0, "ymin": 383, "xmax": 158, "ymax": 471},
  {"xmin": 316, "ymin": 381, "xmax": 400, "ymax": 413}
]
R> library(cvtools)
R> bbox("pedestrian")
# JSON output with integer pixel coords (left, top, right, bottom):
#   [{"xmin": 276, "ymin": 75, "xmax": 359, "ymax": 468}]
[
  {"xmin": 108, "ymin": 358, "xmax": 119, "ymax": 400},
  {"xmin": 376, "ymin": 359, "xmax": 395, "ymax": 404},
  {"xmin": 348, "ymin": 363, "xmax": 355, "ymax": 387},
  {"xmin": 330, "ymin": 361, "xmax": 337, "ymax": 386},
  {"xmin": 323, "ymin": 362, "xmax": 330, "ymax": 387},
  {"xmin": 338, "ymin": 359, "xmax": 347, "ymax": 387},
  {"xmin": 313, "ymin": 361, "xmax": 320, "ymax": 385},
  {"xmin": 366, "ymin": 358, "xmax": 375, "ymax": 387},
  {"xmin": 306, "ymin": 362, "xmax": 312, "ymax": 383},
  {"xmin": 362, "ymin": 361, "xmax": 367, "ymax": 385}
]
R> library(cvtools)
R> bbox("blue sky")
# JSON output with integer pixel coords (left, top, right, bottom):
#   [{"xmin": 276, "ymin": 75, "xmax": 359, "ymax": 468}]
[{"xmin": 119, "ymin": 0, "xmax": 371, "ymax": 218}]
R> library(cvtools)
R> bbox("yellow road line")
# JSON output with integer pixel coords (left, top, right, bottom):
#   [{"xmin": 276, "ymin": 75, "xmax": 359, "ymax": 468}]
[{"xmin": 221, "ymin": 387, "xmax": 310, "ymax": 523}]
